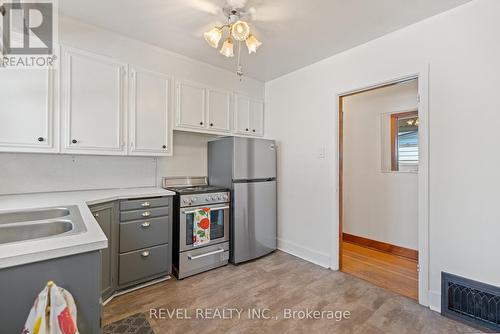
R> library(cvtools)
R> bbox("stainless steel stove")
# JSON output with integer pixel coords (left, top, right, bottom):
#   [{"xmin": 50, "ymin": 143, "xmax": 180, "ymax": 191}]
[{"xmin": 162, "ymin": 177, "xmax": 230, "ymax": 279}]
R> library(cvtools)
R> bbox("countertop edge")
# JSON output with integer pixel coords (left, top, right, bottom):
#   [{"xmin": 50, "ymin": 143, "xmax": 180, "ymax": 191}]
[{"xmin": 0, "ymin": 187, "xmax": 175, "ymax": 269}]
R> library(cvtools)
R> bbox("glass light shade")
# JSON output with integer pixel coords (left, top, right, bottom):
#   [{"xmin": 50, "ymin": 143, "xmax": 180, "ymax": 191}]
[
  {"xmin": 231, "ymin": 20, "xmax": 250, "ymax": 41},
  {"xmin": 219, "ymin": 38, "xmax": 234, "ymax": 57},
  {"xmin": 245, "ymin": 34, "xmax": 262, "ymax": 54},
  {"xmin": 204, "ymin": 27, "xmax": 222, "ymax": 48}
]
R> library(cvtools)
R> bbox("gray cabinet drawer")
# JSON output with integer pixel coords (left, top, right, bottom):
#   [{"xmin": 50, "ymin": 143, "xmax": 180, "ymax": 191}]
[
  {"xmin": 119, "ymin": 244, "xmax": 169, "ymax": 286},
  {"xmin": 120, "ymin": 197, "xmax": 170, "ymax": 211},
  {"xmin": 120, "ymin": 207, "xmax": 169, "ymax": 222},
  {"xmin": 120, "ymin": 216, "xmax": 170, "ymax": 253}
]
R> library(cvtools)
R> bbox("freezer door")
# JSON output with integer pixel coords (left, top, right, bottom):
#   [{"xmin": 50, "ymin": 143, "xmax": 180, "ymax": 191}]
[
  {"xmin": 233, "ymin": 137, "xmax": 276, "ymax": 180},
  {"xmin": 232, "ymin": 180, "xmax": 277, "ymax": 263}
]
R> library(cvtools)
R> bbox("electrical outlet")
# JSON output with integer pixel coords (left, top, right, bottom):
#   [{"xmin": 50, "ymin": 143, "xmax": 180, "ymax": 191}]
[{"xmin": 319, "ymin": 146, "xmax": 326, "ymax": 159}]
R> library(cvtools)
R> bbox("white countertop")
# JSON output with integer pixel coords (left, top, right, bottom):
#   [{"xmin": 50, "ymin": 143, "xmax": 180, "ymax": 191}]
[{"xmin": 0, "ymin": 187, "xmax": 175, "ymax": 269}]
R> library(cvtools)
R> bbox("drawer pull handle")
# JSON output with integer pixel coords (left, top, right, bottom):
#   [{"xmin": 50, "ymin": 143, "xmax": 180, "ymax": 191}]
[
  {"xmin": 94, "ymin": 213, "xmax": 99, "ymax": 218},
  {"xmin": 141, "ymin": 202, "xmax": 151, "ymax": 207},
  {"xmin": 142, "ymin": 211, "xmax": 151, "ymax": 217},
  {"xmin": 141, "ymin": 221, "xmax": 151, "ymax": 228},
  {"xmin": 141, "ymin": 251, "xmax": 150, "ymax": 257},
  {"xmin": 188, "ymin": 248, "xmax": 225, "ymax": 260}
]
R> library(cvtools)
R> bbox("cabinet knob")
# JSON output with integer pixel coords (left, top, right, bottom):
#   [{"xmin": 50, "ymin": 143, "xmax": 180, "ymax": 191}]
[
  {"xmin": 142, "ymin": 211, "xmax": 151, "ymax": 217},
  {"xmin": 245, "ymin": 128, "xmax": 249, "ymax": 132},
  {"xmin": 141, "ymin": 221, "xmax": 151, "ymax": 228},
  {"xmin": 37, "ymin": 137, "xmax": 44, "ymax": 142},
  {"xmin": 71, "ymin": 139, "xmax": 77, "ymax": 144},
  {"xmin": 94, "ymin": 213, "xmax": 99, "ymax": 218},
  {"xmin": 162, "ymin": 145, "xmax": 167, "ymax": 149},
  {"xmin": 199, "ymin": 122, "xmax": 204, "ymax": 125},
  {"xmin": 252, "ymin": 129, "xmax": 256, "ymax": 133},
  {"xmin": 210, "ymin": 123, "xmax": 214, "ymax": 127},
  {"xmin": 141, "ymin": 251, "xmax": 150, "ymax": 257},
  {"xmin": 141, "ymin": 201, "xmax": 151, "ymax": 207}
]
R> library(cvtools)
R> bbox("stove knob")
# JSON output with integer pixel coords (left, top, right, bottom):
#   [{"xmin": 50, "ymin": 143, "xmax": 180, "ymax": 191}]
[
  {"xmin": 183, "ymin": 198, "xmax": 189, "ymax": 204},
  {"xmin": 223, "ymin": 195, "xmax": 228, "ymax": 200},
  {"xmin": 208, "ymin": 196, "xmax": 213, "ymax": 201},
  {"xmin": 216, "ymin": 195, "xmax": 222, "ymax": 200},
  {"xmin": 205, "ymin": 197, "xmax": 210, "ymax": 202},
  {"xmin": 191, "ymin": 197, "xmax": 197, "ymax": 202}
]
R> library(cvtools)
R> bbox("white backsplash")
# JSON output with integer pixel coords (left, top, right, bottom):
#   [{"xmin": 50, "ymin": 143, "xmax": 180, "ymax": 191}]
[{"xmin": 0, "ymin": 132, "xmax": 216, "ymax": 195}]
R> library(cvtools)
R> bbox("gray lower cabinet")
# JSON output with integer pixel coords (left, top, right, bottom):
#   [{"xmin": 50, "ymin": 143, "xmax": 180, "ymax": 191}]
[
  {"xmin": 89, "ymin": 202, "xmax": 118, "ymax": 301},
  {"xmin": 90, "ymin": 196, "xmax": 172, "ymax": 299},
  {"xmin": 0, "ymin": 251, "xmax": 101, "ymax": 333},
  {"xmin": 118, "ymin": 196, "xmax": 172, "ymax": 289}
]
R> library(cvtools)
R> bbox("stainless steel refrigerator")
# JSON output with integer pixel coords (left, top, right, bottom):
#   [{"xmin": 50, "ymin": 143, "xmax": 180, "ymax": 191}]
[{"xmin": 208, "ymin": 137, "xmax": 277, "ymax": 264}]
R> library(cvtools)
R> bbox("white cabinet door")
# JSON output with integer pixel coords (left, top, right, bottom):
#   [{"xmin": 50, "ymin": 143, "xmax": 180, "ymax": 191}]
[
  {"xmin": 62, "ymin": 48, "xmax": 126, "ymax": 155},
  {"xmin": 129, "ymin": 67, "xmax": 172, "ymax": 156},
  {"xmin": 0, "ymin": 68, "xmax": 56, "ymax": 152},
  {"xmin": 233, "ymin": 94, "xmax": 250, "ymax": 135},
  {"xmin": 175, "ymin": 81, "xmax": 206, "ymax": 130},
  {"xmin": 206, "ymin": 88, "xmax": 231, "ymax": 133},
  {"xmin": 249, "ymin": 100, "xmax": 264, "ymax": 137}
]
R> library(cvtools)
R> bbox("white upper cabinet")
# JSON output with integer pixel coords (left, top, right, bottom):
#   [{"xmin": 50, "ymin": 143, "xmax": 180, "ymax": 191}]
[
  {"xmin": 129, "ymin": 67, "xmax": 172, "ymax": 156},
  {"xmin": 0, "ymin": 68, "xmax": 57, "ymax": 152},
  {"xmin": 175, "ymin": 80, "xmax": 234, "ymax": 135},
  {"xmin": 233, "ymin": 94, "xmax": 264, "ymax": 137},
  {"xmin": 234, "ymin": 94, "xmax": 251, "ymax": 135},
  {"xmin": 61, "ymin": 47, "xmax": 127, "ymax": 155},
  {"xmin": 249, "ymin": 100, "xmax": 264, "ymax": 136},
  {"xmin": 206, "ymin": 88, "xmax": 231, "ymax": 133},
  {"xmin": 175, "ymin": 80, "xmax": 206, "ymax": 130}
]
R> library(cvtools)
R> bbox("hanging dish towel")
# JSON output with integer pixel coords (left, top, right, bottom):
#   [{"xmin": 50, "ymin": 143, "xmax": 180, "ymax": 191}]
[
  {"xmin": 22, "ymin": 281, "xmax": 79, "ymax": 334},
  {"xmin": 193, "ymin": 208, "xmax": 211, "ymax": 246}
]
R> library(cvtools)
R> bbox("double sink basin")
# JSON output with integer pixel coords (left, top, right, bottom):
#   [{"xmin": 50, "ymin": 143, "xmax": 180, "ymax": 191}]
[{"xmin": 0, "ymin": 206, "xmax": 87, "ymax": 244}]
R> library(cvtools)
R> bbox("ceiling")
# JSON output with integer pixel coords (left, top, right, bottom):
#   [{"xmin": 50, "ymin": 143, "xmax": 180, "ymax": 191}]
[{"xmin": 59, "ymin": 0, "xmax": 472, "ymax": 82}]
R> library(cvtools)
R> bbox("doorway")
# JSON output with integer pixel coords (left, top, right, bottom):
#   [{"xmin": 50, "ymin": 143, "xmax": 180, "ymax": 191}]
[{"xmin": 338, "ymin": 78, "xmax": 421, "ymax": 301}]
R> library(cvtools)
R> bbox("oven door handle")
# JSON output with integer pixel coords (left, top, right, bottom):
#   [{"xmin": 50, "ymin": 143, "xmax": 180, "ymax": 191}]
[
  {"xmin": 188, "ymin": 248, "xmax": 225, "ymax": 260},
  {"xmin": 182, "ymin": 206, "xmax": 229, "ymax": 214}
]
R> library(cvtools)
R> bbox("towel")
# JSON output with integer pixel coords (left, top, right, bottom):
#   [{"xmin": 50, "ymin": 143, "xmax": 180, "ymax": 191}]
[
  {"xmin": 193, "ymin": 208, "xmax": 211, "ymax": 246},
  {"xmin": 22, "ymin": 281, "xmax": 79, "ymax": 334}
]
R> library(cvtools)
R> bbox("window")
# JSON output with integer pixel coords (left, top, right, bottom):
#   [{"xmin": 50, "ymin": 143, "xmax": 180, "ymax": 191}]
[{"xmin": 391, "ymin": 111, "xmax": 419, "ymax": 172}]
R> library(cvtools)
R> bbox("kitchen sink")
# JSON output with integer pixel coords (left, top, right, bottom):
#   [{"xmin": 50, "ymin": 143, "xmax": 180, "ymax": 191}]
[
  {"xmin": 0, "ymin": 208, "xmax": 70, "ymax": 225},
  {"xmin": 0, "ymin": 205, "xmax": 86, "ymax": 245}
]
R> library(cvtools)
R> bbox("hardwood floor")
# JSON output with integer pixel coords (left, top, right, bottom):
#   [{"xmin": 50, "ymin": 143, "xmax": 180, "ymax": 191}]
[
  {"xmin": 104, "ymin": 251, "xmax": 478, "ymax": 334},
  {"xmin": 341, "ymin": 241, "xmax": 418, "ymax": 300}
]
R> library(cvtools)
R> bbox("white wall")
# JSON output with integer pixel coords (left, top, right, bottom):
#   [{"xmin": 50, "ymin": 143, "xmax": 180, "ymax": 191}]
[
  {"xmin": 0, "ymin": 153, "xmax": 157, "ymax": 194},
  {"xmin": 157, "ymin": 131, "xmax": 216, "ymax": 181},
  {"xmin": 266, "ymin": 0, "xmax": 500, "ymax": 311},
  {"xmin": 343, "ymin": 80, "xmax": 418, "ymax": 250},
  {"xmin": 0, "ymin": 131, "xmax": 217, "ymax": 195},
  {"xmin": 0, "ymin": 17, "xmax": 264, "ymax": 195}
]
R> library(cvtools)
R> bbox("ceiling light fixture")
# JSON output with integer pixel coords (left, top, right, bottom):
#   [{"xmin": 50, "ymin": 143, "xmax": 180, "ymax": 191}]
[
  {"xmin": 220, "ymin": 37, "xmax": 235, "ymax": 57},
  {"xmin": 203, "ymin": 7, "xmax": 262, "ymax": 78},
  {"xmin": 204, "ymin": 27, "xmax": 223, "ymax": 48}
]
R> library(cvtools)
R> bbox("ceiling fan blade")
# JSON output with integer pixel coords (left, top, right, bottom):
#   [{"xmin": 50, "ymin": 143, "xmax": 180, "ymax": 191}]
[
  {"xmin": 185, "ymin": 0, "xmax": 223, "ymax": 15},
  {"xmin": 225, "ymin": 0, "xmax": 249, "ymax": 9}
]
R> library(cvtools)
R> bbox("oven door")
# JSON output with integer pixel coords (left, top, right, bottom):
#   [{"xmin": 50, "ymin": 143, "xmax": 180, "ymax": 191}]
[{"xmin": 179, "ymin": 203, "xmax": 229, "ymax": 252}]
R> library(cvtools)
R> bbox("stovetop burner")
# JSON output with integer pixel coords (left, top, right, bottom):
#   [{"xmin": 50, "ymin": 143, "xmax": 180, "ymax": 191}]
[
  {"xmin": 167, "ymin": 185, "xmax": 227, "ymax": 195},
  {"xmin": 162, "ymin": 176, "xmax": 227, "ymax": 195}
]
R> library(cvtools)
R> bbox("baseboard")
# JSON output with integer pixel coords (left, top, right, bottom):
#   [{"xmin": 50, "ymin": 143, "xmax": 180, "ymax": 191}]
[
  {"xmin": 428, "ymin": 290, "xmax": 441, "ymax": 313},
  {"xmin": 342, "ymin": 233, "xmax": 418, "ymax": 261},
  {"xmin": 277, "ymin": 238, "xmax": 330, "ymax": 268}
]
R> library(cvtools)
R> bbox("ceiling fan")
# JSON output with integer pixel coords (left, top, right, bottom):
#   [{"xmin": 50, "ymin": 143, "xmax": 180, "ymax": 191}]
[{"xmin": 192, "ymin": 0, "xmax": 263, "ymax": 78}]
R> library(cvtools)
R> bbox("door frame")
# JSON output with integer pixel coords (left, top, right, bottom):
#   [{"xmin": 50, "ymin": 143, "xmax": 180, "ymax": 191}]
[{"xmin": 335, "ymin": 66, "xmax": 430, "ymax": 306}]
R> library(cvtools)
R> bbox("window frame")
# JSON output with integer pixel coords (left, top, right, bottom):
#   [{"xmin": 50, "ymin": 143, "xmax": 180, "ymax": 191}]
[{"xmin": 390, "ymin": 110, "xmax": 418, "ymax": 172}]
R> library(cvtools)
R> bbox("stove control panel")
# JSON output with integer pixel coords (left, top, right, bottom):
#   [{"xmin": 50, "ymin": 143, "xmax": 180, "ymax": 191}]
[{"xmin": 180, "ymin": 192, "xmax": 230, "ymax": 207}]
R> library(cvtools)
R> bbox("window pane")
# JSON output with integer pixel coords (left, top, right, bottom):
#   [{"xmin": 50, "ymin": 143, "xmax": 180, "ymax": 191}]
[{"xmin": 397, "ymin": 115, "xmax": 419, "ymax": 172}]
